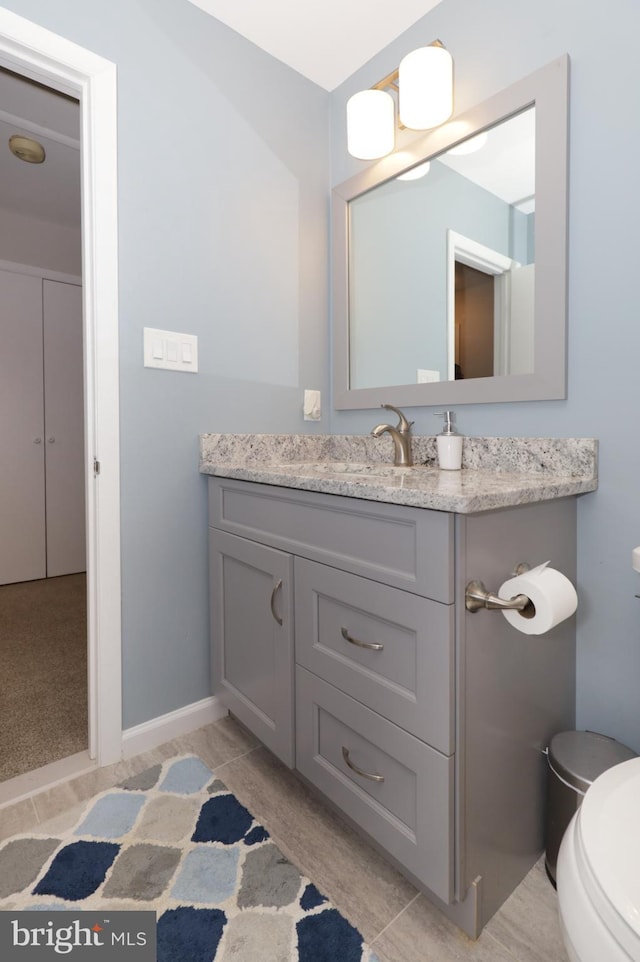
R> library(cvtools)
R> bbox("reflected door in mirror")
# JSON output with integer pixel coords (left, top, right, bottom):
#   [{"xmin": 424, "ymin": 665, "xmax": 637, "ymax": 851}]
[{"xmin": 455, "ymin": 263, "xmax": 494, "ymax": 380}]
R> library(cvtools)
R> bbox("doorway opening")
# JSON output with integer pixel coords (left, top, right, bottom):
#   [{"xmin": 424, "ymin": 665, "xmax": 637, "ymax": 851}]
[
  {"xmin": 454, "ymin": 261, "xmax": 495, "ymax": 380},
  {"xmin": 0, "ymin": 260, "xmax": 86, "ymax": 781},
  {"xmin": 446, "ymin": 228, "xmax": 529, "ymax": 381},
  {"xmin": 0, "ymin": 8, "xmax": 121, "ymax": 805}
]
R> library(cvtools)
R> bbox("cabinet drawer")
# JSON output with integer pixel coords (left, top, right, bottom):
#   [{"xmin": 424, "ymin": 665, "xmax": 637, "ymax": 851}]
[
  {"xmin": 295, "ymin": 558, "xmax": 454, "ymax": 754},
  {"xmin": 208, "ymin": 477, "xmax": 453, "ymax": 602},
  {"xmin": 296, "ymin": 667, "xmax": 454, "ymax": 904}
]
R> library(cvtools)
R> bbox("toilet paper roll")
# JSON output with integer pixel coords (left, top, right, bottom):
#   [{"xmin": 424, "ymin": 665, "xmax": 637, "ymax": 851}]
[{"xmin": 498, "ymin": 561, "xmax": 578, "ymax": 635}]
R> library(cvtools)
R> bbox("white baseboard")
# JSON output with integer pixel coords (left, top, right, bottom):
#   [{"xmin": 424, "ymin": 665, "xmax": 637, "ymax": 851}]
[{"xmin": 122, "ymin": 696, "xmax": 227, "ymax": 759}]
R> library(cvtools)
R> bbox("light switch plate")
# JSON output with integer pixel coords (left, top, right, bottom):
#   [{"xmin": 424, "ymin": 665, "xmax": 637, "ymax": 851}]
[
  {"xmin": 144, "ymin": 327, "xmax": 198, "ymax": 373},
  {"xmin": 417, "ymin": 368, "xmax": 440, "ymax": 383},
  {"xmin": 303, "ymin": 389, "xmax": 321, "ymax": 421}
]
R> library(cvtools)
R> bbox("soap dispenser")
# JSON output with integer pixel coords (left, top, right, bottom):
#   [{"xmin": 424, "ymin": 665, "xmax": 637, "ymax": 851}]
[{"xmin": 434, "ymin": 411, "xmax": 463, "ymax": 470}]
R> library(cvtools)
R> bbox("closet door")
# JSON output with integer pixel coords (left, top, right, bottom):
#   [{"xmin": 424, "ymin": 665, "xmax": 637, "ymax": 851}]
[
  {"xmin": 43, "ymin": 280, "xmax": 85, "ymax": 577},
  {"xmin": 0, "ymin": 270, "xmax": 46, "ymax": 584}
]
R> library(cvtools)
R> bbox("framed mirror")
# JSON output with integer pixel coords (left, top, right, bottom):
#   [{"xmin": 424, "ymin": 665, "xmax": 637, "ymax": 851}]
[{"xmin": 333, "ymin": 55, "xmax": 568, "ymax": 409}]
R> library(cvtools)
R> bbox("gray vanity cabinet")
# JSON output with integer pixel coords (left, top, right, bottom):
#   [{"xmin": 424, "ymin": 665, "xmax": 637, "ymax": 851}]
[
  {"xmin": 208, "ymin": 476, "xmax": 457, "ymax": 901},
  {"xmin": 208, "ymin": 476, "xmax": 577, "ymax": 938}
]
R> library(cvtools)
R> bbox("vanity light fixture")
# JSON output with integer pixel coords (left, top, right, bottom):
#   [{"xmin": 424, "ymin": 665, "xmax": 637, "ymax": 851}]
[
  {"xmin": 346, "ymin": 40, "xmax": 453, "ymax": 161},
  {"xmin": 399, "ymin": 42, "xmax": 453, "ymax": 130},
  {"xmin": 346, "ymin": 88, "xmax": 395, "ymax": 160}
]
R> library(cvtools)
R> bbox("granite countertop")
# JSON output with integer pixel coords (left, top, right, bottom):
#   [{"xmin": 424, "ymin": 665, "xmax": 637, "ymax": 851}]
[{"xmin": 199, "ymin": 433, "xmax": 598, "ymax": 514}]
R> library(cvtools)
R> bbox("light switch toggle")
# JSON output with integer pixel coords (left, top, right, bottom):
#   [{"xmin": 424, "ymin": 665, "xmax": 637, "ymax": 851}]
[{"xmin": 143, "ymin": 327, "xmax": 199, "ymax": 373}]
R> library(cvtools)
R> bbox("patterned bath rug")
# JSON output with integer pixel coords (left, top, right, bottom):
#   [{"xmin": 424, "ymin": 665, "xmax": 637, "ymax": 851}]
[{"xmin": 0, "ymin": 755, "xmax": 380, "ymax": 961}]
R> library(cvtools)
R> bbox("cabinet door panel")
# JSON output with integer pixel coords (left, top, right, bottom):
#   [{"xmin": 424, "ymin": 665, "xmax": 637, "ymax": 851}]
[
  {"xmin": 43, "ymin": 280, "xmax": 85, "ymax": 577},
  {"xmin": 210, "ymin": 529, "xmax": 294, "ymax": 766},
  {"xmin": 0, "ymin": 270, "xmax": 46, "ymax": 584}
]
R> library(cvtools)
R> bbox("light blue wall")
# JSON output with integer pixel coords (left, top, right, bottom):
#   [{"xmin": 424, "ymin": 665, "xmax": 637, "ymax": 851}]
[
  {"xmin": 5, "ymin": 0, "xmax": 639, "ymax": 754},
  {"xmin": 0, "ymin": 0, "xmax": 330, "ymax": 727},
  {"xmin": 331, "ymin": 0, "xmax": 640, "ymax": 751},
  {"xmin": 350, "ymin": 160, "xmax": 523, "ymax": 386}
]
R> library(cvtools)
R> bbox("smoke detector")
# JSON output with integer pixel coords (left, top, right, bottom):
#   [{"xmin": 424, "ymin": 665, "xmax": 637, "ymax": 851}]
[{"xmin": 9, "ymin": 134, "xmax": 46, "ymax": 163}]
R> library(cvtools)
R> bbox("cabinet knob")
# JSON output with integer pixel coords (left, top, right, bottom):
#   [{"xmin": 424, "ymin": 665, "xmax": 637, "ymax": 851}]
[
  {"xmin": 47, "ymin": 437, "xmax": 56, "ymax": 443},
  {"xmin": 33, "ymin": 437, "xmax": 42, "ymax": 444}
]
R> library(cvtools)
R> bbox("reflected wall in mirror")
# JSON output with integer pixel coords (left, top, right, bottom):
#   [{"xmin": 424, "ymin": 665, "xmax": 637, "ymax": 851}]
[
  {"xmin": 333, "ymin": 55, "xmax": 568, "ymax": 409},
  {"xmin": 349, "ymin": 108, "xmax": 535, "ymax": 389}
]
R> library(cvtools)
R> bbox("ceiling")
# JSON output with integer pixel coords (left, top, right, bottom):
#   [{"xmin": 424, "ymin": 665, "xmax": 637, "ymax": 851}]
[
  {"xmin": 0, "ymin": 2, "xmax": 443, "ymax": 231},
  {"xmin": 186, "ymin": 0, "xmax": 444, "ymax": 91},
  {"xmin": 0, "ymin": 69, "xmax": 80, "ymax": 230},
  {"xmin": 187, "ymin": 1, "xmax": 533, "ymax": 208},
  {"xmin": 439, "ymin": 108, "xmax": 535, "ymax": 213}
]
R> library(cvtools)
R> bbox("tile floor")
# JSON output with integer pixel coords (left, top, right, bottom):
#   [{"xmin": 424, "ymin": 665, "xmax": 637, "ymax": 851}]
[{"xmin": 0, "ymin": 716, "xmax": 569, "ymax": 962}]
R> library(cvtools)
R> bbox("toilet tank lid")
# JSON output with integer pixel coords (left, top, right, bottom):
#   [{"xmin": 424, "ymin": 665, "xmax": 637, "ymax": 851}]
[{"xmin": 548, "ymin": 730, "xmax": 637, "ymax": 793}]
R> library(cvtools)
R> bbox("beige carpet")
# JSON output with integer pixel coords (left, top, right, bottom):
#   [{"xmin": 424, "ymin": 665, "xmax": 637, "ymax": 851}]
[{"xmin": 0, "ymin": 574, "xmax": 87, "ymax": 782}]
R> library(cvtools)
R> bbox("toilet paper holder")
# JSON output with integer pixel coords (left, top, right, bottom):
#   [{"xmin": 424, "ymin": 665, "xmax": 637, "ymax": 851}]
[{"xmin": 465, "ymin": 563, "xmax": 533, "ymax": 613}]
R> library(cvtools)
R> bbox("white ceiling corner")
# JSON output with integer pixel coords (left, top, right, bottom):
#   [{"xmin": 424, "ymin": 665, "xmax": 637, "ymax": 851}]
[
  {"xmin": 186, "ymin": 0, "xmax": 444, "ymax": 91},
  {"xmin": 0, "ymin": 2, "xmax": 445, "ymax": 228}
]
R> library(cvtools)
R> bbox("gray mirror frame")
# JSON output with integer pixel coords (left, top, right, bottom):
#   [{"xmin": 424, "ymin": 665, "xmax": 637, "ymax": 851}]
[{"xmin": 332, "ymin": 54, "xmax": 569, "ymax": 410}]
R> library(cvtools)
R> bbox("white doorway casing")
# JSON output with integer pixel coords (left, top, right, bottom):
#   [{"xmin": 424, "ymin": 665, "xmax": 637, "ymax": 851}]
[
  {"xmin": 0, "ymin": 9, "xmax": 122, "ymax": 765},
  {"xmin": 446, "ymin": 229, "xmax": 523, "ymax": 380}
]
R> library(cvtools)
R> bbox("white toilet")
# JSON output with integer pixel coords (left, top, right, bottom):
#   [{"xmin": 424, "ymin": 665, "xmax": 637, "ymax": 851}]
[{"xmin": 557, "ymin": 756, "xmax": 640, "ymax": 961}]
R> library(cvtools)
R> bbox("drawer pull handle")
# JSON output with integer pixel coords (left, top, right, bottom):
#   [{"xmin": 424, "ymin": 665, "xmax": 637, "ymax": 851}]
[
  {"xmin": 341, "ymin": 626, "xmax": 384, "ymax": 652},
  {"xmin": 342, "ymin": 746, "xmax": 385, "ymax": 783},
  {"xmin": 270, "ymin": 579, "xmax": 283, "ymax": 626}
]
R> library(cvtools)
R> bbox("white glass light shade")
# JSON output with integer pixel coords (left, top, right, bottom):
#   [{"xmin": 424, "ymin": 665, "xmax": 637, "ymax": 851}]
[
  {"xmin": 447, "ymin": 131, "xmax": 488, "ymax": 156},
  {"xmin": 399, "ymin": 44, "xmax": 453, "ymax": 130},
  {"xmin": 397, "ymin": 161, "xmax": 431, "ymax": 181},
  {"xmin": 347, "ymin": 89, "xmax": 395, "ymax": 160}
]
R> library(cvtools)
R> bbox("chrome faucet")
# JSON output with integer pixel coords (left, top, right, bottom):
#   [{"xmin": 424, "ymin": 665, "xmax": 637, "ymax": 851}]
[{"xmin": 371, "ymin": 404, "xmax": 414, "ymax": 466}]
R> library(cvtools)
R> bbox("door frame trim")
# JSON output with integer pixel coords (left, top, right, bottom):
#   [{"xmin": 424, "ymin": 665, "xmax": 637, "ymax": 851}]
[{"xmin": 0, "ymin": 9, "xmax": 122, "ymax": 765}]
